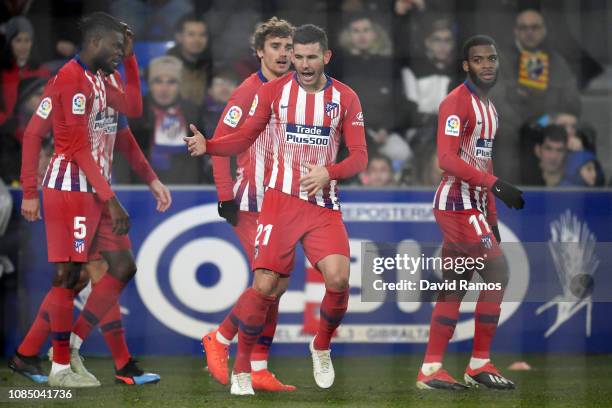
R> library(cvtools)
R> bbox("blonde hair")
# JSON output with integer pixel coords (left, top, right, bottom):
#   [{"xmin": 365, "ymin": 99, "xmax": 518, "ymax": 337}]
[{"xmin": 339, "ymin": 18, "xmax": 392, "ymax": 57}]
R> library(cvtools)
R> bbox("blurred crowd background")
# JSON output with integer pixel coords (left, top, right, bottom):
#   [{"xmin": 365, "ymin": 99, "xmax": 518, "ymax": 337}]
[{"xmin": 0, "ymin": 0, "xmax": 611, "ymax": 189}]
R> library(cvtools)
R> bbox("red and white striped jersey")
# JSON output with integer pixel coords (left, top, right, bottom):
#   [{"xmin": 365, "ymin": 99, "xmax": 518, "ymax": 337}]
[
  {"xmin": 433, "ymin": 81, "xmax": 499, "ymax": 223},
  {"xmin": 208, "ymin": 72, "xmax": 367, "ymax": 211},
  {"xmin": 38, "ymin": 56, "xmax": 141, "ymax": 201},
  {"xmin": 212, "ymin": 70, "xmax": 271, "ymax": 212}
]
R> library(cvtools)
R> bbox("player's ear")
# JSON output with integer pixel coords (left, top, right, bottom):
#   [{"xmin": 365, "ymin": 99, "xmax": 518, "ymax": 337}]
[
  {"xmin": 462, "ymin": 60, "xmax": 469, "ymax": 73},
  {"xmin": 323, "ymin": 49, "xmax": 332, "ymax": 65},
  {"xmin": 534, "ymin": 144, "xmax": 542, "ymax": 158}
]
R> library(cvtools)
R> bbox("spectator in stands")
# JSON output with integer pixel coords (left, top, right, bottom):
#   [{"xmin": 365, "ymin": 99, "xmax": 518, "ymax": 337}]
[
  {"xmin": 110, "ymin": 0, "xmax": 194, "ymax": 41},
  {"xmin": 0, "ymin": 77, "xmax": 47, "ymax": 185},
  {"xmin": 391, "ymin": 0, "xmax": 426, "ymax": 65},
  {"xmin": 561, "ymin": 150, "xmax": 605, "ymax": 187},
  {"xmin": 361, "ymin": 155, "xmax": 396, "ymax": 187},
  {"xmin": 167, "ymin": 13, "xmax": 213, "ymax": 108},
  {"xmin": 526, "ymin": 125, "xmax": 568, "ymax": 187},
  {"xmin": 0, "ymin": 16, "xmax": 50, "ymax": 128},
  {"xmin": 401, "ymin": 17, "xmax": 461, "ymax": 128},
  {"xmin": 201, "ymin": 70, "xmax": 239, "ymax": 137},
  {"xmin": 490, "ymin": 9, "xmax": 582, "ymax": 183},
  {"xmin": 330, "ymin": 13, "xmax": 415, "ymax": 165},
  {"xmin": 204, "ymin": 1, "xmax": 261, "ymax": 75},
  {"xmin": 128, "ymin": 56, "xmax": 208, "ymax": 184},
  {"xmin": 413, "ymin": 142, "xmax": 442, "ymax": 187},
  {"xmin": 548, "ymin": 112, "xmax": 600, "ymax": 154}
]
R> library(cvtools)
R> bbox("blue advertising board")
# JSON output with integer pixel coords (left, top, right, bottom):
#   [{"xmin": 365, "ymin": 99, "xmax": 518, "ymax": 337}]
[{"xmin": 7, "ymin": 188, "xmax": 612, "ymax": 356}]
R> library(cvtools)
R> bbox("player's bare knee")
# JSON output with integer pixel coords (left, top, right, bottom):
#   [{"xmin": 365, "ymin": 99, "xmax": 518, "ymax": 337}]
[
  {"xmin": 253, "ymin": 268, "xmax": 280, "ymax": 296},
  {"xmin": 116, "ymin": 260, "xmax": 137, "ymax": 282},
  {"xmin": 83, "ymin": 259, "xmax": 108, "ymax": 283},
  {"xmin": 73, "ymin": 268, "xmax": 90, "ymax": 293},
  {"xmin": 53, "ymin": 263, "xmax": 82, "ymax": 288},
  {"xmin": 325, "ymin": 273, "xmax": 349, "ymax": 292},
  {"xmin": 271, "ymin": 277, "xmax": 290, "ymax": 297}
]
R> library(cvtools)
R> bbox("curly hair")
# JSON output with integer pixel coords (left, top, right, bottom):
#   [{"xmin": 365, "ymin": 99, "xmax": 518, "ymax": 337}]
[{"xmin": 251, "ymin": 17, "xmax": 295, "ymax": 52}]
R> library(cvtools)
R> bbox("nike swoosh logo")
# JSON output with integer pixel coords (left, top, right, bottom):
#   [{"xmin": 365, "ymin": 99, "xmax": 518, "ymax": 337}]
[
  {"xmin": 495, "ymin": 187, "xmax": 501, "ymax": 192},
  {"xmin": 477, "ymin": 121, "xmax": 483, "ymax": 125}
]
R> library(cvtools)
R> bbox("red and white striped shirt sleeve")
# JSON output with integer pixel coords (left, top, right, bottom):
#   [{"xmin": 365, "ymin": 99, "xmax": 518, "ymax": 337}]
[
  {"xmin": 437, "ymin": 93, "xmax": 497, "ymax": 188},
  {"xmin": 207, "ymin": 83, "xmax": 275, "ymax": 157},
  {"xmin": 326, "ymin": 92, "xmax": 368, "ymax": 180},
  {"xmin": 20, "ymin": 84, "xmax": 53, "ymax": 199},
  {"xmin": 211, "ymin": 84, "xmax": 257, "ymax": 201}
]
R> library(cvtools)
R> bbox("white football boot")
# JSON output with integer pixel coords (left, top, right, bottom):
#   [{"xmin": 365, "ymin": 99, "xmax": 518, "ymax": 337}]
[
  {"xmin": 230, "ymin": 372, "xmax": 255, "ymax": 396},
  {"xmin": 309, "ymin": 337, "xmax": 335, "ymax": 388}
]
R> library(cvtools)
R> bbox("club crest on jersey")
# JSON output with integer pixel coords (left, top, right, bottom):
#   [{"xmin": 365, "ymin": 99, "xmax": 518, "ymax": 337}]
[
  {"xmin": 72, "ymin": 93, "xmax": 86, "ymax": 115},
  {"xmin": 286, "ymin": 124, "xmax": 331, "ymax": 146},
  {"xmin": 481, "ymin": 235, "xmax": 493, "ymax": 249},
  {"xmin": 74, "ymin": 239, "xmax": 85, "ymax": 254},
  {"xmin": 249, "ymin": 95, "xmax": 258, "ymax": 116},
  {"xmin": 325, "ymin": 102, "xmax": 339, "ymax": 119},
  {"xmin": 36, "ymin": 97, "xmax": 52, "ymax": 119},
  {"xmin": 475, "ymin": 139, "xmax": 493, "ymax": 158},
  {"xmin": 444, "ymin": 115, "xmax": 460, "ymax": 137},
  {"xmin": 223, "ymin": 106, "xmax": 242, "ymax": 128}
]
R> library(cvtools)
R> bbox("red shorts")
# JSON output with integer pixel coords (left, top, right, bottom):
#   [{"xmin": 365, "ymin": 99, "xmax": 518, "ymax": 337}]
[
  {"xmin": 252, "ymin": 188, "xmax": 349, "ymax": 276},
  {"xmin": 43, "ymin": 189, "xmax": 131, "ymax": 263},
  {"xmin": 434, "ymin": 208, "xmax": 502, "ymax": 259},
  {"xmin": 232, "ymin": 210, "xmax": 259, "ymax": 264}
]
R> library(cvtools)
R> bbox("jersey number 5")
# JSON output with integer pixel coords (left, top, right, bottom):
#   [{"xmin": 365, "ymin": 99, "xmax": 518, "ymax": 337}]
[
  {"xmin": 74, "ymin": 216, "xmax": 87, "ymax": 239},
  {"xmin": 468, "ymin": 213, "xmax": 490, "ymax": 236}
]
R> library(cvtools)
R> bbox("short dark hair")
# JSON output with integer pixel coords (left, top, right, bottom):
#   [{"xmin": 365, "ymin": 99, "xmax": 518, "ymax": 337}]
[
  {"xmin": 79, "ymin": 12, "xmax": 123, "ymax": 46},
  {"xmin": 294, "ymin": 24, "xmax": 328, "ymax": 51},
  {"xmin": 462, "ymin": 34, "xmax": 497, "ymax": 61},
  {"xmin": 175, "ymin": 13, "xmax": 206, "ymax": 33},
  {"xmin": 541, "ymin": 124, "xmax": 568, "ymax": 145},
  {"xmin": 345, "ymin": 12, "xmax": 373, "ymax": 27},
  {"xmin": 251, "ymin": 17, "xmax": 294, "ymax": 52},
  {"xmin": 368, "ymin": 154, "xmax": 392, "ymax": 169}
]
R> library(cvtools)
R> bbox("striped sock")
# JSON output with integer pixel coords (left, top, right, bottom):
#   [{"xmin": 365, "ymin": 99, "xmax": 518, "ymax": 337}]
[
  {"xmin": 251, "ymin": 298, "xmax": 279, "ymax": 362},
  {"xmin": 99, "ymin": 301, "xmax": 131, "ymax": 370},
  {"xmin": 313, "ymin": 288, "xmax": 349, "ymax": 350},
  {"xmin": 72, "ymin": 274, "xmax": 125, "ymax": 342},
  {"xmin": 18, "ymin": 292, "xmax": 53, "ymax": 357},
  {"xmin": 48, "ymin": 287, "xmax": 75, "ymax": 365},
  {"xmin": 233, "ymin": 288, "xmax": 275, "ymax": 374},
  {"xmin": 423, "ymin": 299, "xmax": 461, "ymax": 363}
]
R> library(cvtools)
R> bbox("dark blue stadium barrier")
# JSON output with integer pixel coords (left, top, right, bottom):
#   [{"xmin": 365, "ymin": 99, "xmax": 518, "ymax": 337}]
[{"xmin": 7, "ymin": 188, "xmax": 612, "ymax": 356}]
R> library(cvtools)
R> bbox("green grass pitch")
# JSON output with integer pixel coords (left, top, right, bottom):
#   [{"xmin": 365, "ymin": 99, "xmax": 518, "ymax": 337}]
[{"xmin": 2, "ymin": 353, "xmax": 612, "ymax": 407}]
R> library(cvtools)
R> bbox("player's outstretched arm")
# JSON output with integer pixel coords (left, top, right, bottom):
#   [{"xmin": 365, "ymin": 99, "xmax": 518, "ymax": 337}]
[
  {"xmin": 199, "ymin": 86, "xmax": 274, "ymax": 157},
  {"xmin": 211, "ymin": 88, "xmax": 254, "ymax": 207},
  {"xmin": 184, "ymin": 124, "xmax": 207, "ymax": 156}
]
